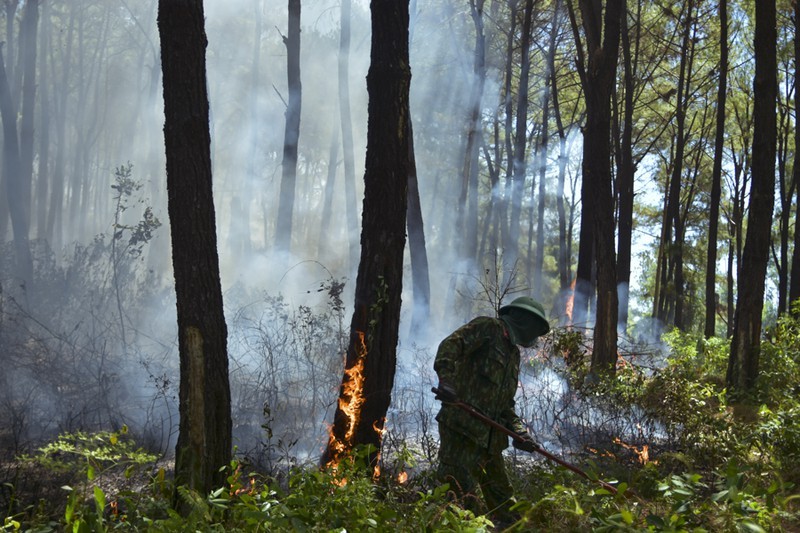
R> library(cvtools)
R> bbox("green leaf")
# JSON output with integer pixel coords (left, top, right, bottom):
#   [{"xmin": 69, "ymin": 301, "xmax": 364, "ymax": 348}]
[
  {"xmin": 739, "ymin": 520, "xmax": 766, "ymax": 533},
  {"xmin": 94, "ymin": 486, "xmax": 106, "ymax": 514}
]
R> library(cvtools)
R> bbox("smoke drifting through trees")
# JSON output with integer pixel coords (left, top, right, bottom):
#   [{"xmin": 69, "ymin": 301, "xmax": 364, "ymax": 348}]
[{"xmin": 0, "ymin": 0, "xmax": 788, "ymax": 473}]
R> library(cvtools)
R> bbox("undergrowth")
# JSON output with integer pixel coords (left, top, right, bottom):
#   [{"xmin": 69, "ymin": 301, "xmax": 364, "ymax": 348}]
[{"xmin": 4, "ymin": 315, "xmax": 800, "ymax": 531}]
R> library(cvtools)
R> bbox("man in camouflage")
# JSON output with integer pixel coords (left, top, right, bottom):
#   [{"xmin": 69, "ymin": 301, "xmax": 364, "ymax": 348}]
[{"xmin": 433, "ymin": 296, "xmax": 550, "ymax": 524}]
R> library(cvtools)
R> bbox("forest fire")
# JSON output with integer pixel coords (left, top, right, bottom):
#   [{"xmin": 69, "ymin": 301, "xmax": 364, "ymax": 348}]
[
  {"xmin": 565, "ymin": 278, "xmax": 577, "ymax": 326},
  {"xmin": 325, "ymin": 331, "xmax": 369, "ymax": 473},
  {"xmin": 613, "ymin": 437, "xmax": 650, "ymax": 464}
]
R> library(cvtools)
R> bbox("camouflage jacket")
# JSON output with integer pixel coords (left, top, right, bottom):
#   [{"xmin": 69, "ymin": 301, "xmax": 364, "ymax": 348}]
[{"xmin": 434, "ymin": 316, "xmax": 526, "ymax": 452}]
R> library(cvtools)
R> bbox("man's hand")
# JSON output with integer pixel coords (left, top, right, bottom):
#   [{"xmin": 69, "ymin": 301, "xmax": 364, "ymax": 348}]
[
  {"xmin": 434, "ymin": 380, "xmax": 458, "ymax": 402},
  {"xmin": 513, "ymin": 432, "xmax": 540, "ymax": 453}
]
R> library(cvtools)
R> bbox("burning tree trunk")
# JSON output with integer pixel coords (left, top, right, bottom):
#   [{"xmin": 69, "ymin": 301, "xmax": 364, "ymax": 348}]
[{"xmin": 322, "ymin": 0, "xmax": 410, "ymax": 471}]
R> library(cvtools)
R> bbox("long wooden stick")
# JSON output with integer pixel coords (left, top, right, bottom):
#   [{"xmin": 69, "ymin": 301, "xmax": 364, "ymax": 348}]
[{"xmin": 432, "ymin": 387, "xmax": 622, "ymax": 495}]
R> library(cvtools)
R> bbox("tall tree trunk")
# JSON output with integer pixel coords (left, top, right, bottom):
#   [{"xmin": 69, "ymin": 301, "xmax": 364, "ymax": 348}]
[
  {"xmin": 338, "ymin": 0, "xmax": 359, "ymax": 272},
  {"xmin": 658, "ymin": 0, "xmax": 695, "ymax": 331},
  {"xmin": 776, "ymin": 85, "xmax": 793, "ymax": 315},
  {"xmin": 790, "ymin": 0, "xmax": 800, "ymax": 310},
  {"xmin": 616, "ymin": 0, "xmax": 636, "ymax": 334},
  {"xmin": 407, "ymin": 119, "xmax": 431, "ymax": 336},
  {"xmin": 229, "ymin": 0, "xmax": 262, "ymax": 258},
  {"xmin": 318, "ymin": 127, "xmax": 339, "ymax": 260},
  {"xmin": 322, "ymin": 0, "xmax": 410, "ymax": 470},
  {"xmin": 727, "ymin": 0, "xmax": 776, "ymax": 397},
  {"xmin": 576, "ymin": 0, "xmax": 622, "ymax": 377},
  {"xmin": 275, "ymin": 0, "xmax": 301, "ymax": 252},
  {"xmin": 457, "ymin": 0, "xmax": 486, "ymax": 265},
  {"xmin": 17, "ymin": 0, "xmax": 37, "ymax": 222},
  {"xmin": 507, "ymin": 0, "xmax": 534, "ymax": 269},
  {"xmin": 566, "ymin": 0, "xmax": 593, "ymax": 328},
  {"xmin": 47, "ymin": 5, "xmax": 75, "ymax": 250},
  {"xmin": 0, "ymin": 42, "xmax": 31, "ymax": 293},
  {"xmin": 158, "ymin": 0, "xmax": 232, "ymax": 504},
  {"xmin": 35, "ymin": 0, "xmax": 50, "ymax": 241},
  {"xmin": 705, "ymin": 0, "xmax": 727, "ymax": 337},
  {"xmin": 551, "ymin": 0, "xmax": 572, "ymax": 321}
]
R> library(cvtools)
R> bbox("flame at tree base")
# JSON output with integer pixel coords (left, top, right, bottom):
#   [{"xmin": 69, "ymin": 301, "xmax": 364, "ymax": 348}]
[{"xmin": 324, "ymin": 331, "xmax": 384, "ymax": 481}]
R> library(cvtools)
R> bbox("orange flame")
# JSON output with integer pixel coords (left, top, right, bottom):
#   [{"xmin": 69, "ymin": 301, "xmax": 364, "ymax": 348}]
[
  {"xmin": 326, "ymin": 331, "xmax": 368, "ymax": 471},
  {"xmin": 613, "ymin": 437, "xmax": 650, "ymax": 464},
  {"xmin": 397, "ymin": 471, "xmax": 409, "ymax": 484},
  {"xmin": 565, "ymin": 278, "xmax": 577, "ymax": 326}
]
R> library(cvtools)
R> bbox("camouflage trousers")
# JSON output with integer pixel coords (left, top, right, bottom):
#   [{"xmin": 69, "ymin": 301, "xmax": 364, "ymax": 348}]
[{"xmin": 436, "ymin": 428, "xmax": 518, "ymax": 522}]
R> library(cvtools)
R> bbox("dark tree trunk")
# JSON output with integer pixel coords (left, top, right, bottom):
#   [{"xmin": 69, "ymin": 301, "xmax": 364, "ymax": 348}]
[
  {"xmin": 705, "ymin": 0, "xmax": 727, "ymax": 337},
  {"xmin": 776, "ymin": 87, "xmax": 793, "ymax": 316},
  {"xmin": 577, "ymin": 0, "xmax": 623, "ymax": 376},
  {"xmin": 275, "ymin": 0, "xmax": 302, "ymax": 252},
  {"xmin": 407, "ymin": 119, "xmax": 431, "ymax": 336},
  {"xmin": 727, "ymin": 0, "xmax": 776, "ymax": 397},
  {"xmin": 616, "ymin": 0, "xmax": 635, "ymax": 334},
  {"xmin": 658, "ymin": 0, "xmax": 695, "ymax": 331},
  {"xmin": 322, "ymin": 0, "xmax": 410, "ymax": 470},
  {"xmin": 157, "ymin": 0, "xmax": 232, "ymax": 506},
  {"xmin": 791, "ymin": 0, "xmax": 800, "ymax": 310}
]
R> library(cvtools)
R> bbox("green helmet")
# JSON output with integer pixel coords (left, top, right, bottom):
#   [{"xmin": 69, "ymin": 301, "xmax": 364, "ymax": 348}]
[{"xmin": 499, "ymin": 296, "xmax": 550, "ymax": 338}]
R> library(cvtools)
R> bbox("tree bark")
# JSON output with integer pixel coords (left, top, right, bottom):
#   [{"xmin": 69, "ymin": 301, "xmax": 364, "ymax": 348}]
[
  {"xmin": 507, "ymin": 0, "xmax": 534, "ymax": 269},
  {"xmin": 705, "ymin": 0, "xmax": 727, "ymax": 337},
  {"xmin": 322, "ymin": 0, "xmax": 410, "ymax": 470},
  {"xmin": 727, "ymin": 0, "xmax": 776, "ymax": 397},
  {"xmin": 18, "ymin": 0, "xmax": 38, "ymax": 221},
  {"xmin": 407, "ymin": 119, "xmax": 431, "ymax": 336},
  {"xmin": 275, "ymin": 0, "xmax": 302, "ymax": 252},
  {"xmin": 790, "ymin": 0, "xmax": 800, "ymax": 310},
  {"xmin": 616, "ymin": 0, "xmax": 635, "ymax": 334},
  {"xmin": 157, "ymin": 0, "xmax": 232, "ymax": 505},
  {"xmin": 457, "ymin": 0, "xmax": 486, "ymax": 265},
  {"xmin": 0, "ymin": 43, "xmax": 32, "ymax": 292},
  {"xmin": 576, "ymin": 0, "xmax": 622, "ymax": 377}
]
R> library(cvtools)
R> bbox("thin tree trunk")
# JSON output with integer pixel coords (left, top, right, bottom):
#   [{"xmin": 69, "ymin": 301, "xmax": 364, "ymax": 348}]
[
  {"xmin": 17, "ymin": 0, "xmax": 37, "ymax": 222},
  {"xmin": 790, "ymin": 0, "xmax": 800, "ymax": 310},
  {"xmin": 507, "ymin": 0, "xmax": 534, "ymax": 270},
  {"xmin": 457, "ymin": 0, "xmax": 486, "ymax": 264},
  {"xmin": 276, "ymin": 0, "xmax": 301, "ymax": 252},
  {"xmin": 407, "ymin": 119, "xmax": 431, "ymax": 337},
  {"xmin": 338, "ymin": 0, "xmax": 359, "ymax": 271},
  {"xmin": 0, "ymin": 43, "xmax": 32, "ymax": 293},
  {"xmin": 616, "ymin": 0, "xmax": 636, "ymax": 334},
  {"xmin": 35, "ymin": 0, "xmax": 50, "ymax": 241},
  {"xmin": 705, "ymin": 0, "xmax": 727, "ymax": 337}
]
